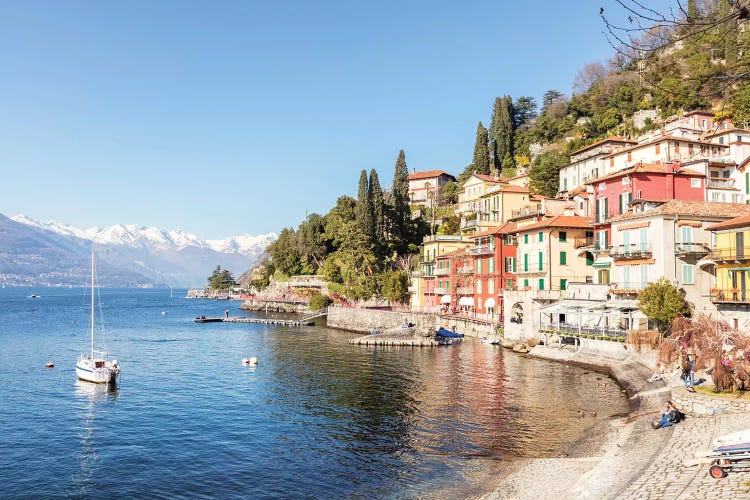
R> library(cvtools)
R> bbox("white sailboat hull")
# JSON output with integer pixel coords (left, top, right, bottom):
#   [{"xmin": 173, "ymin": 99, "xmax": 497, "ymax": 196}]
[{"xmin": 76, "ymin": 355, "xmax": 119, "ymax": 384}]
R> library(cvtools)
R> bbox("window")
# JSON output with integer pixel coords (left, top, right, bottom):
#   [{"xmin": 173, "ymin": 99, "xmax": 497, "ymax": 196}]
[
  {"xmin": 476, "ymin": 259, "xmax": 482, "ymax": 273},
  {"xmin": 524, "ymin": 254, "xmax": 529, "ymax": 272},
  {"xmin": 560, "ymin": 278, "xmax": 567, "ymax": 291},
  {"xmin": 560, "ymin": 251, "xmax": 567, "ymax": 265},
  {"xmin": 622, "ymin": 177, "xmax": 630, "ymax": 185},
  {"xmin": 477, "ymin": 297, "xmax": 482, "ymax": 309},
  {"xmin": 682, "ymin": 264, "xmax": 695, "ymax": 285},
  {"xmin": 719, "ymin": 137, "xmax": 725, "ymax": 145},
  {"xmin": 538, "ymin": 232, "xmax": 543, "ymax": 242},
  {"xmin": 523, "ymin": 279, "xmax": 529, "ymax": 288},
  {"xmin": 655, "ymin": 143, "xmax": 660, "ymax": 154},
  {"xmin": 619, "ymin": 192, "xmax": 632, "ymax": 214},
  {"xmin": 691, "ymin": 178, "xmax": 701, "ymax": 188},
  {"xmin": 477, "ymin": 279, "xmax": 483, "ymax": 293},
  {"xmin": 739, "ymin": 136, "xmax": 744, "ymax": 142},
  {"xmin": 488, "ymin": 278, "xmax": 495, "ymax": 294},
  {"xmin": 538, "ymin": 278, "xmax": 545, "ymax": 290},
  {"xmin": 563, "ymin": 178, "xmax": 568, "ymax": 190},
  {"xmin": 524, "ymin": 234, "xmax": 529, "ymax": 244},
  {"xmin": 488, "ymin": 257, "xmax": 495, "ymax": 273},
  {"xmin": 559, "ymin": 231, "xmax": 567, "ymax": 242},
  {"xmin": 538, "ymin": 251, "xmax": 543, "ymax": 271},
  {"xmin": 504, "ymin": 257, "xmax": 516, "ymax": 273},
  {"xmin": 681, "ymin": 226, "xmax": 693, "ymax": 244}
]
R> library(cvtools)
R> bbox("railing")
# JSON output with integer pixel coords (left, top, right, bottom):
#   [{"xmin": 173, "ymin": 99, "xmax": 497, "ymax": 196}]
[
  {"xmin": 411, "ymin": 270, "xmax": 424, "ymax": 277},
  {"xmin": 707, "ymin": 178, "xmax": 736, "ymax": 189},
  {"xmin": 458, "ymin": 267, "xmax": 474, "ymax": 274},
  {"xmin": 712, "ymin": 246, "xmax": 750, "ymax": 261},
  {"xmin": 456, "ymin": 286, "xmax": 474, "ymax": 295},
  {"xmin": 711, "ymin": 289, "xmax": 750, "ymax": 303},
  {"xmin": 574, "ymin": 237, "xmax": 594, "ymax": 249},
  {"xmin": 610, "ymin": 243, "xmax": 653, "ymax": 259},
  {"xmin": 434, "ymin": 287, "xmax": 448, "ymax": 295},
  {"xmin": 460, "ymin": 218, "xmax": 478, "ymax": 229},
  {"xmin": 674, "ymin": 243, "xmax": 711, "ymax": 256},
  {"xmin": 468, "ymin": 244, "xmax": 494, "ymax": 255},
  {"xmin": 511, "ymin": 206, "xmax": 541, "ymax": 218},
  {"xmin": 610, "ymin": 281, "xmax": 648, "ymax": 293},
  {"xmin": 433, "ymin": 267, "xmax": 450, "ymax": 276},
  {"xmin": 514, "ymin": 263, "xmax": 548, "ymax": 274},
  {"xmin": 539, "ymin": 322, "xmax": 627, "ymax": 339}
]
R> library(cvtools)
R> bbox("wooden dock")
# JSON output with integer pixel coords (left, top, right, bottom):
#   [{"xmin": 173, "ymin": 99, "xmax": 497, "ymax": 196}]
[
  {"xmin": 194, "ymin": 317, "xmax": 314, "ymax": 326},
  {"xmin": 349, "ymin": 334, "xmax": 438, "ymax": 346}
]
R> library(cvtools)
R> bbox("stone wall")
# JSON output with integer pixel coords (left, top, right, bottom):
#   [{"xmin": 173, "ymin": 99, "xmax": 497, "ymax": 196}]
[
  {"xmin": 671, "ymin": 390, "xmax": 750, "ymax": 416},
  {"xmin": 326, "ymin": 307, "xmax": 436, "ymax": 336}
]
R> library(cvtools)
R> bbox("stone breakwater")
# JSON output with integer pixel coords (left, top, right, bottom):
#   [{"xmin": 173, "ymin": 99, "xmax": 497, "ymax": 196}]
[{"xmin": 326, "ymin": 307, "xmax": 436, "ymax": 336}]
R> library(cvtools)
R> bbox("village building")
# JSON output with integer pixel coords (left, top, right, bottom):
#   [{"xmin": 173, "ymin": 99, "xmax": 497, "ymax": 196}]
[
  {"xmin": 557, "ymin": 136, "xmax": 636, "ymax": 196},
  {"xmin": 407, "ymin": 169, "xmax": 457, "ymax": 207},
  {"xmin": 468, "ymin": 222, "xmax": 517, "ymax": 321},
  {"xmin": 456, "ymin": 174, "xmax": 508, "ymax": 234},
  {"xmin": 410, "ymin": 234, "xmax": 471, "ymax": 312},
  {"xmin": 707, "ymin": 213, "xmax": 750, "ymax": 331}
]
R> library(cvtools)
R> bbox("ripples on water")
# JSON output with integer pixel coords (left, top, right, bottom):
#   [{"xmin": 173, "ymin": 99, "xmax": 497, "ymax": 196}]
[{"xmin": 0, "ymin": 288, "xmax": 628, "ymax": 498}]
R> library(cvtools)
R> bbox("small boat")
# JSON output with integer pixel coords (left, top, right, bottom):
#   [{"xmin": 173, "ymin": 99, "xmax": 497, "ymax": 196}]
[
  {"xmin": 194, "ymin": 316, "xmax": 223, "ymax": 323},
  {"xmin": 435, "ymin": 327, "xmax": 463, "ymax": 345},
  {"xmin": 28, "ymin": 294, "xmax": 40, "ymax": 299},
  {"xmin": 76, "ymin": 253, "xmax": 120, "ymax": 385}
]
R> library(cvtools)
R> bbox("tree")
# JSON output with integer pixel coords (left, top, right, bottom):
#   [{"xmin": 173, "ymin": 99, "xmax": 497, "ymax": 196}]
[
  {"xmin": 471, "ymin": 121, "xmax": 490, "ymax": 175},
  {"xmin": 572, "ymin": 62, "xmax": 609, "ymax": 94},
  {"xmin": 369, "ymin": 168, "xmax": 387, "ymax": 245},
  {"xmin": 207, "ymin": 265, "xmax": 236, "ymax": 290},
  {"xmin": 541, "ymin": 90, "xmax": 565, "ymax": 114},
  {"xmin": 308, "ymin": 291, "xmax": 331, "ymax": 311},
  {"xmin": 638, "ymin": 278, "xmax": 688, "ymax": 336},
  {"xmin": 513, "ymin": 96, "xmax": 537, "ymax": 129},
  {"xmin": 268, "ymin": 228, "xmax": 302, "ymax": 276},
  {"xmin": 389, "ymin": 149, "xmax": 412, "ymax": 254},
  {"xmin": 356, "ymin": 169, "xmax": 374, "ymax": 244},
  {"xmin": 489, "ymin": 96, "xmax": 515, "ymax": 174},
  {"xmin": 529, "ymin": 150, "xmax": 567, "ymax": 198},
  {"xmin": 379, "ymin": 270, "xmax": 410, "ymax": 304},
  {"xmin": 441, "ymin": 181, "xmax": 458, "ymax": 205},
  {"xmin": 299, "ymin": 213, "xmax": 328, "ymax": 273}
]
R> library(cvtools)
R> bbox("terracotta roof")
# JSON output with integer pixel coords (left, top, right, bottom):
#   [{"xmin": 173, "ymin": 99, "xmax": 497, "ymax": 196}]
[
  {"xmin": 469, "ymin": 222, "xmax": 518, "ymax": 238},
  {"xmin": 515, "ymin": 216, "xmax": 592, "ymax": 233},
  {"xmin": 707, "ymin": 214, "xmax": 750, "ymax": 231},
  {"xmin": 437, "ymin": 248, "xmax": 469, "ymax": 259},
  {"xmin": 408, "ymin": 170, "xmax": 456, "ymax": 181},
  {"xmin": 610, "ymin": 200, "xmax": 750, "ymax": 223},
  {"xmin": 506, "ymin": 173, "xmax": 529, "ymax": 180},
  {"xmin": 472, "ymin": 174, "xmax": 508, "ymax": 183},
  {"xmin": 585, "ymin": 163, "xmax": 704, "ymax": 184},
  {"xmin": 570, "ymin": 136, "xmax": 637, "ymax": 156},
  {"xmin": 482, "ymin": 184, "xmax": 530, "ymax": 196}
]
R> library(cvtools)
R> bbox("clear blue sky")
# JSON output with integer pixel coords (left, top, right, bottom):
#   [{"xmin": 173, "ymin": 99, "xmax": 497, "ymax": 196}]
[{"xmin": 0, "ymin": 0, "xmax": 671, "ymax": 239}]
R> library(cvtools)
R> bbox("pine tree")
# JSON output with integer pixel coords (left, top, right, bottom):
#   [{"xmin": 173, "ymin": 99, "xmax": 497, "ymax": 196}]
[
  {"xmin": 356, "ymin": 169, "xmax": 374, "ymax": 245},
  {"xmin": 390, "ymin": 149, "xmax": 411, "ymax": 254},
  {"xmin": 471, "ymin": 121, "xmax": 490, "ymax": 175}
]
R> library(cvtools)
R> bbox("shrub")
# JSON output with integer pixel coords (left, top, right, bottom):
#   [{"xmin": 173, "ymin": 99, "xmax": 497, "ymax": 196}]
[{"xmin": 308, "ymin": 292, "xmax": 331, "ymax": 311}]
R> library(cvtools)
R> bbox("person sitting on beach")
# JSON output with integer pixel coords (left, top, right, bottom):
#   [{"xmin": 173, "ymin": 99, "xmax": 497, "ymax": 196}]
[
  {"xmin": 648, "ymin": 363, "xmax": 666, "ymax": 383},
  {"xmin": 653, "ymin": 401, "xmax": 684, "ymax": 429}
]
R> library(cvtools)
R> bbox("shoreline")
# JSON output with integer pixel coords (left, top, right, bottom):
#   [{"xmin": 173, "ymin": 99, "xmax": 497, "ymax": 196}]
[{"xmin": 478, "ymin": 344, "xmax": 673, "ymax": 500}]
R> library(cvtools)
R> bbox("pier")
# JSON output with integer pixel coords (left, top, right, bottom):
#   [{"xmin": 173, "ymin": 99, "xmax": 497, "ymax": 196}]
[
  {"xmin": 348, "ymin": 336, "xmax": 438, "ymax": 346},
  {"xmin": 194, "ymin": 317, "xmax": 315, "ymax": 326}
]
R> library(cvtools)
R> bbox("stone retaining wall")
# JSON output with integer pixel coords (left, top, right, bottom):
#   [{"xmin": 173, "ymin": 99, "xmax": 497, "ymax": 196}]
[
  {"xmin": 671, "ymin": 390, "xmax": 750, "ymax": 416},
  {"xmin": 326, "ymin": 307, "xmax": 436, "ymax": 336}
]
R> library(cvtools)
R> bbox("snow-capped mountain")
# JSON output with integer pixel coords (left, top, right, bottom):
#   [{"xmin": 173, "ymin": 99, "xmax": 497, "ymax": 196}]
[{"xmin": 9, "ymin": 215, "xmax": 277, "ymax": 287}]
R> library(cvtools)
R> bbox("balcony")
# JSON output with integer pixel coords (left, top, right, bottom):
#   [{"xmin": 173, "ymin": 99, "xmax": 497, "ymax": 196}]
[
  {"xmin": 711, "ymin": 288, "xmax": 750, "ymax": 303},
  {"xmin": 707, "ymin": 178, "xmax": 737, "ymax": 189},
  {"xmin": 610, "ymin": 281, "xmax": 648, "ymax": 294},
  {"xmin": 610, "ymin": 243, "xmax": 653, "ymax": 260},
  {"xmin": 674, "ymin": 242, "xmax": 711, "ymax": 257},
  {"xmin": 410, "ymin": 270, "xmax": 424, "ymax": 277},
  {"xmin": 434, "ymin": 267, "xmax": 450, "ymax": 276},
  {"xmin": 514, "ymin": 263, "xmax": 548, "ymax": 274},
  {"xmin": 456, "ymin": 286, "xmax": 474, "ymax": 295},
  {"xmin": 712, "ymin": 246, "xmax": 750, "ymax": 261},
  {"xmin": 468, "ymin": 244, "xmax": 494, "ymax": 256},
  {"xmin": 434, "ymin": 286, "xmax": 448, "ymax": 295},
  {"xmin": 574, "ymin": 237, "xmax": 594, "ymax": 249},
  {"xmin": 458, "ymin": 267, "xmax": 474, "ymax": 275},
  {"xmin": 460, "ymin": 217, "xmax": 479, "ymax": 229}
]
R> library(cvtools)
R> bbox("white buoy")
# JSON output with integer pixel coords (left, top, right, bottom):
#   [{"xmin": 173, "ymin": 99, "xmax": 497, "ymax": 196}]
[
  {"xmin": 242, "ymin": 358, "xmax": 250, "ymax": 365},
  {"xmin": 161, "ymin": 311, "xmax": 168, "ymax": 315},
  {"xmin": 249, "ymin": 356, "xmax": 258, "ymax": 366}
]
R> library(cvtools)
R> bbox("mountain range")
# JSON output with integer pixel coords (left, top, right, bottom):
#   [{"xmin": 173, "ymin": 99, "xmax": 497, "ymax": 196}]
[{"xmin": 0, "ymin": 214, "xmax": 276, "ymax": 287}]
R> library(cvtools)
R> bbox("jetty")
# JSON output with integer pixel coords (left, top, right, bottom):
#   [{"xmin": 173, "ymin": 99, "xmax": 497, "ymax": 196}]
[
  {"xmin": 349, "ymin": 336, "xmax": 438, "ymax": 346},
  {"xmin": 194, "ymin": 317, "xmax": 314, "ymax": 326}
]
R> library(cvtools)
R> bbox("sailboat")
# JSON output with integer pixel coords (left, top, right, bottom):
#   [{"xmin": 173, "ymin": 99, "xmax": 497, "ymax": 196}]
[{"xmin": 76, "ymin": 253, "xmax": 120, "ymax": 385}]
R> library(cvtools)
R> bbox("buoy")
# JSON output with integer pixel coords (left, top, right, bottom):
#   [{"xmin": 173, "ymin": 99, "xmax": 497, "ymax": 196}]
[
  {"xmin": 45, "ymin": 362, "xmax": 54, "ymax": 368},
  {"xmin": 242, "ymin": 358, "xmax": 250, "ymax": 365},
  {"xmin": 248, "ymin": 356, "xmax": 258, "ymax": 366},
  {"xmin": 161, "ymin": 311, "xmax": 168, "ymax": 315}
]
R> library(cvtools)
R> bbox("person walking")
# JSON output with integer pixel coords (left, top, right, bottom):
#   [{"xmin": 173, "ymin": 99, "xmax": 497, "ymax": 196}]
[{"xmin": 224, "ymin": 309, "xmax": 229, "ymax": 319}]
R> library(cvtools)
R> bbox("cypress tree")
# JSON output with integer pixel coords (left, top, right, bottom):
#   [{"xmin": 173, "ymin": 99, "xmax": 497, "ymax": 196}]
[
  {"xmin": 356, "ymin": 169, "xmax": 374, "ymax": 245},
  {"xmin": 471, "ymin": 121, "xmax": 490, "ymax": 175},
  {"xmin": 390, "ymin": 149, "xmax": 411, "ymax": 254},
  {"xmin": 369, "ymin": 168, "xmax": 386, "ymax": 243},
  {"xmin": 489, "ymin": 96, "xmax": 515, "ymax": 175}
]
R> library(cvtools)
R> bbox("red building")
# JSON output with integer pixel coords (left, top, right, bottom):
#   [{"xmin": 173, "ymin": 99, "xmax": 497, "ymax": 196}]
[
  {"xmin": 469, "ymin": 222, "xmax": 517, "ymax": 320},
  {"xmin": 587, "ymin": 162, "xmax": 705, "ymax": 253}
]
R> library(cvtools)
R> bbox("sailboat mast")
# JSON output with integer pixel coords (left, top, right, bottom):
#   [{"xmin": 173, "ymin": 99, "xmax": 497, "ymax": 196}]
[{"xmin": 90, "ymin": 252, "xmax": 95, "ymax": 359}]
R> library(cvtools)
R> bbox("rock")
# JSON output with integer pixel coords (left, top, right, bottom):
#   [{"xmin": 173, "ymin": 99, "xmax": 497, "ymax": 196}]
[
  {"xmin": 501, "ymin": 340, "xmax": 515, "ymax": 349},
  {"xmin": 527, "ymin": 338, "xmax": 539, "ymax": 348}
]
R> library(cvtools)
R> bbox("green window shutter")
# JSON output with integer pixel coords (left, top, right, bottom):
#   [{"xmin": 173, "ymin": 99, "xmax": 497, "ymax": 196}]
[
  {"xmin": 524, "ymin": 254, "xmax": 528, "ymax": 272},
  {"xmin": 560, "ymin": 278, "xmax": 567, "ymax": 291},
  {"xmin": 560, "ymin": 251, "xmax": 567, "ymax": 265},
  {"xmin": 539, "ymin": 278, "xmax": 545, "ymax": 290},
  {"xmin": 619, "ymin": 194, "xmax": 623, "ymax": 215},
  {"xmin": 586, "ymin": 252, "xmax": 593, "ymax": 266},
  {"xmin": 524, "ymin": 234, "xmax": 529, "ymax": 244},
  {"xmin": 538, "ymin": 232, "xmax": 543, "ymax": 242},
  {"xmin": 512, "ymin": 258, "xmax": 517, "ymax": 273},
  {"xmin": 538, "ymin": 251, "xmax": 543, "ymax": 271},
  {"xmin": 524, "ymin": 279, "xmax": 529, "ymax": 287}
]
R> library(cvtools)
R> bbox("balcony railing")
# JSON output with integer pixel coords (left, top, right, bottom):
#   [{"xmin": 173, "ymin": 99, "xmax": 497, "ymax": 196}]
[
  {"xmin": 434, "ymin": 286, "xmax": 448, "ymax": 295},
  {"xmin": 458, "ymin": 267, "xmax": 474, "ymax": 275},
  {"xmin": 707, "ymin": 178, "xmax": 737, "ymax": 189},
  {"xmin": 433, "ymin": 267, "xmax": 450, "ymax": 276},
  {"xmin": 514, "ymin": 263, "xmax": 548, "ymax": 274},
  {"xmin": 712, "ymin": 246, "xmax": 750, "ymax": 261},
  {"xmin": 456, "ymin": 286, "xmax": 474, "ymax": 295},
  {"xmin": 574, "ymin": 237, "xmax": 594, "ymax": 249},
  {"xmin": 468, "ymin": 244, "xmax": 494, "ymax": 255},
  {"xmin": 610, "ymin": 281, "xmax": 648, "ymax": 294},
  {"xmin": 674, "ymin": 242, "xmax": 711, "ymax": 257},
  {"xmin": 460, "ymin": 218, "xmax": 479, "ymax": 229},
  {"xmin": 610, "ymin": 243, "xmax": 653, "ymax": 259}
]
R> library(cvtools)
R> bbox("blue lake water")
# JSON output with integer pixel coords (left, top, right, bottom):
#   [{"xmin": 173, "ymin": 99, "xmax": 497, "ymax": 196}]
[{"xmin": 0, "ymin": 288, "xmax": 628, "ymax": 498}]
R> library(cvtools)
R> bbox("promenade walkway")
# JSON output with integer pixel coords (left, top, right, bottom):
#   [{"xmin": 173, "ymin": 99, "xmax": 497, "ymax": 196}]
[{"xmin": 618, "ymin": 410, "xmax": 750, "ymax": 499}]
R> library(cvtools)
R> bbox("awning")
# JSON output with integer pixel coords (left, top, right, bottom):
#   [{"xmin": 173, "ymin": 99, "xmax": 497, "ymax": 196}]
[
  {"xmin": 485, "ymin": 298, "xmax": 496, "ymax": 308},
  {"xmin": 592, "ymin": 261, "xmax": 611, "ymax": 268},
  {"xmin": 697, "ymin": 259, "xmax": 716, "ymax": 268},
  {"xmin": 458, "ymin": 296, "xmax": 474, "ymax": 307},
  {"xmin": 729, "ymin": 268, "xmax": 750, "ymax": 273},
  {"xmin": 440, "ymin": 294, "xmax": 452, "ymax": 304}
]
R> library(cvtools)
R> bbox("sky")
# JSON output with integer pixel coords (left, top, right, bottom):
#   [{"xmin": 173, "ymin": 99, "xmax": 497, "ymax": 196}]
[{"xmin": 0, "ymin": 0, "xmax": 675, "ymax": 239}]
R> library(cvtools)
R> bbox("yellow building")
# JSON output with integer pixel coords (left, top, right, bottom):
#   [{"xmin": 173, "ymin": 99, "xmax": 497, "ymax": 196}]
[
  {"xmin": 456, "ymin": 174, "xmax": 507, "ymax": 234},
  {"xmin": 707, "ymin": 215, "xmax": 750, "ymax": 332}
]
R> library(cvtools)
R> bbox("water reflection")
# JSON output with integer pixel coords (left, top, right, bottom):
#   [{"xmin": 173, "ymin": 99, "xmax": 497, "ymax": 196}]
[{"xmin": 71, "ymin": 381, "xmax": 117, "ymax": 496}]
